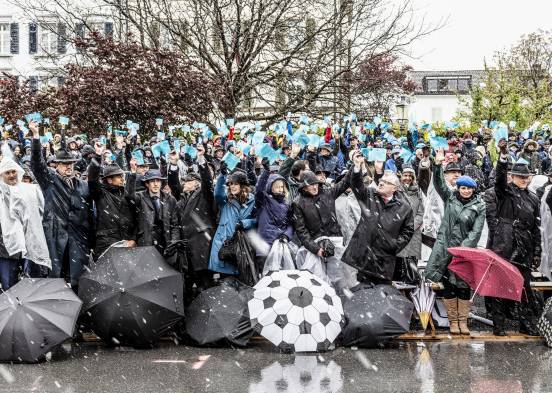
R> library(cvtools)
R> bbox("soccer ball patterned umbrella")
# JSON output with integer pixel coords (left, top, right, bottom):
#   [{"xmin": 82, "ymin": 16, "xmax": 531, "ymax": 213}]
[{"xmin": 248, "ymin": 270, "xmax": 344, "ymax": 352}]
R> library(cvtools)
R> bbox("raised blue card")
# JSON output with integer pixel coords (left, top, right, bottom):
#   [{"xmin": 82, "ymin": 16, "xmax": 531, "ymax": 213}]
[
  {"xmin": 156, "ymin": 118, "xmax": 163, "ymax": 126},
  {"xmin": 222, "ymin": 152, "xmax": 240, "ymax": 171},
  {"xmin": 368, "ymin": 148, "xmax": 387, "ymax": 162},
  {"xmin": 59, "ymin": 116, "xmax": 69, "ymax": 126}
]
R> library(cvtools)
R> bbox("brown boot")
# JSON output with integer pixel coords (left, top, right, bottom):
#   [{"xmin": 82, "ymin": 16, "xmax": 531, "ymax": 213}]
[
  {"xmin": 444, "ymin": 298, "xmax": 460, "ymax": 335},
  {"xmin": 457, "ymin": 299, "xmax": 471, "ymax": 335}
]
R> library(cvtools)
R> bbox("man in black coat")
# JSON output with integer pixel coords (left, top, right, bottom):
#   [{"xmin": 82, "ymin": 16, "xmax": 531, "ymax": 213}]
[
  {"xmin": 536, "ymin": 168, "xmax": 552, "ymax": 200},
  {"xmin": 29, "ymin": 121, "xmax": 91, "ymax": 291},
  {"xmin": 341, "ymin": 151, "xmax": 414, "ymax": 285},
  {"xmin": 129, "ymin": 170, "xmax": 178, "ymax": 256},
  {"xmin": 291, "ymin": 170, "xmax": 349, "ymax": 258},
  {"xmin": 88, "ymin": 160, "xmax": 137, "ymax": 260},
  {"xmin": 488, "ymin": 139, "xmax": 542, "ymax": 336},
  {"xmin": 167, "ymin": 145, "xmax": 217, "ymax": 301}
]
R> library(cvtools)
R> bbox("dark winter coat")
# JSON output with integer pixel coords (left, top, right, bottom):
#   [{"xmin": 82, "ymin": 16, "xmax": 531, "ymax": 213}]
[
  {"xmin": 397, "ymin": 181, "xmax": 424, "ymax": 259},
  {"xmin": 88, "ymin": 160, "xmax": 137, "ymax": 259},
  {"xmin": 129, "ymin": 190, "xmax": 179, "ymax": 250},
  {"xmin": 291, "ymin": 176, "xmax": 349, "ymax": 255},
  {"xmin": 31, "ymin": 139, "xmax": 91, "ymax": 285},
  {"xmin": 483, "ymin": 186, "xmax": 498, "ymax": 248},
  {"xmin": 168, "ymin": 163, "xmax": 217, "ymax": 271},
  {"xmin": 425, "ymin": 166, "xmax": 486, "ymax": 287},
  {"xmin": 255, "ymin": 170, "xmax": 293, "ymax": 254},
  {"xmin": 341, "ymin": 170, "xmax": 414, "ymax": 282},
  {"xmin": 489, "ymin": 159, "xmax": 542, "ymax": 268}
]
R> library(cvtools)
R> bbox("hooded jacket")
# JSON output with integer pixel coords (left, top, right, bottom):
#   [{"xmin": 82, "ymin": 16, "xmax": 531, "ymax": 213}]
[{"xmin": 255, "ymin": 170, "xmax": 293, "ymax": 254}]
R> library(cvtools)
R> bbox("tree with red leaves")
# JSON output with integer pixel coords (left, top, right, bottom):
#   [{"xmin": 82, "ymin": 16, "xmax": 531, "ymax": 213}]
[
  {"xmin": 0, "ymin": 76, "xmax": 57, "ymax": 124},
  {"xmin": 352, "ymin": 54, "xmax": 416, "ymax": 118},
  {"xmin": 56, "ymin": 33, "xmax": 220, "ymax": 136}
]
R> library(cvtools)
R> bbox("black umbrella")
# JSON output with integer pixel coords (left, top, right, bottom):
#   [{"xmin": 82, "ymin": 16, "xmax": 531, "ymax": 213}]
[
  {"xmin": 338, "ymin": 284, "xmax": 414, "ymax": 348},
  {"xmin": 0, "ymin": 278, "xmax": 82, "ymax": 363},
  {"xmin": 185, "ymin": 278, "xmax": 254, "ymax": 346},
  {"xmin": 79, "ymin": 246, "xmax": 185, "ymax": 347}
]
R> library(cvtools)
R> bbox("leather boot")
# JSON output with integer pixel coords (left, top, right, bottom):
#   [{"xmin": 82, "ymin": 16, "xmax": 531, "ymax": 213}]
[
  {"xmin": 444, "ymin": 298, "xmax": 460, "ymax": 335},
  {"xmin": 492, "ymin": 314, "xmax": 506, "ymax": 336},
  {"xmin": 457, "ymin": 299, "xmax": 471, "ymax": 335}
]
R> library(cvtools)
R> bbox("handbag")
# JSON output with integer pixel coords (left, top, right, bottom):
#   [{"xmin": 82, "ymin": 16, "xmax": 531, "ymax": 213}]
[{"xmin": 218, "ymin": 230, "xmax": 239, "ymax": 263}]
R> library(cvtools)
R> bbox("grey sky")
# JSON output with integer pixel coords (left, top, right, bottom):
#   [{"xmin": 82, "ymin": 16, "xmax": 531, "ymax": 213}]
[{"xmin": 406, "ymin": 0, "xmax": 552, "ymax": 71}]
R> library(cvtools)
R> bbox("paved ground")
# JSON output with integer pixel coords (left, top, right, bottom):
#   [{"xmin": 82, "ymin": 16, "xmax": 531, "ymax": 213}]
[{"xmin": 1, "ymin": 340, "xmax": 551, "ymax": 393}]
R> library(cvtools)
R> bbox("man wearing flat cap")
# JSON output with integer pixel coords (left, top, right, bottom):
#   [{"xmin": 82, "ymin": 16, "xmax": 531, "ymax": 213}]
[
  {"xmin": 29, "ymin": 121, "xmax": 91, "ymax": 291},
  {"xmin": 487, "ymin": 138, "xmax": 542, "ymax": 336},
  {"xmin": 88, "ymin": 160, "xmax": 137, "ymax": 260},
  {"xmin": 129, "ymin": 169, "xmax": 178, "ymax": 256}
]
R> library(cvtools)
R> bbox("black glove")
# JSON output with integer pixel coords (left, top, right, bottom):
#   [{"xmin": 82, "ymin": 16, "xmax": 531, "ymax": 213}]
[
  {"xmin": 532, "ymin": 256, "xmax": 541, "ymax": 271},
  {"xmin": 261, "ymin": 158, "xmax": 270, "ymax": 171},
  {"xmin": 278, "ymin": 234, "xmax": 289, "ymax": 243},
  {"xmin": 317, "ymin": 239, "xmax": 335, "ymax": 258},
  {"xmin": 235, "ymin": 221, "xmax": 244, "ymax": 231},
  {"xmin": 220, "ymin": 161, "xmax": 229, "ymax": 175}
]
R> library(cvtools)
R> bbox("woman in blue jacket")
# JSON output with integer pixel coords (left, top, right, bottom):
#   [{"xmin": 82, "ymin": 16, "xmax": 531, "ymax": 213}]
[{"xmin": 208, "ymin": 169, "xmax": 256, "ymax": 276}]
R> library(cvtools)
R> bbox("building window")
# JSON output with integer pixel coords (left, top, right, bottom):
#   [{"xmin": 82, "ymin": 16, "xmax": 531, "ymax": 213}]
[
  {"xmin": 458, "ymin": 78, "xmax": 469, "ymax": 92},
  {"xmin": 0, "ymin": 24, "xmax": 9, "ymax": 54},
  {"xmin": 447, "ymin": 79, "xmax": 458, "ymax": 91},
  {"xmin": 39, "ymin": 24, "xmax": 58, "ymax": 54},
  {"xmin": 427, "ymin": 79, "xmax": 438, "ymax": 92}
]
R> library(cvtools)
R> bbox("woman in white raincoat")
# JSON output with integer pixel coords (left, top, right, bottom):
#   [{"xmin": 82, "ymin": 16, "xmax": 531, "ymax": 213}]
[
  {"xmin": 539, "ymin": 185, "xmax": 552, "ymax": 280},
  {"xmin": 0, "ymin": 158, "xmax": 50, "ymax": 288}
]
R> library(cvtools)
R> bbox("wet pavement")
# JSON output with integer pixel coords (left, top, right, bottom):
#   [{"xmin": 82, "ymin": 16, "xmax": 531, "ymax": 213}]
[{"xmin": 0, "ymin": 340, "xmax": 551, "ymax": 393}]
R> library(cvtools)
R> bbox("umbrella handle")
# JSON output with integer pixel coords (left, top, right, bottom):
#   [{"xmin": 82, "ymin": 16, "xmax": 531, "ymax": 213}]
[{"xmin": 470, "ymin": 261, "xmax": 493, "ymax": 303}]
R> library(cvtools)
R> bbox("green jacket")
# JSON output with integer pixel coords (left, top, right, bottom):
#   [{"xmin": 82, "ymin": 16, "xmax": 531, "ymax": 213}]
[{"xmin": 425, "ymin": 166, "xmax": 486, "ymax": 287}]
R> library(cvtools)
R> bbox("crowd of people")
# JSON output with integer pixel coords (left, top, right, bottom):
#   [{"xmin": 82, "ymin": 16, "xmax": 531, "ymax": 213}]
[{"xmin": 1, "ymin": 116, "xmax": 552, "ymax": 338}]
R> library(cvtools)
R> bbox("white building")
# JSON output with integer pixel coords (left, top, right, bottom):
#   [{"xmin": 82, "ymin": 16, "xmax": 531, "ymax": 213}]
[
  {"xmin": 405, "ymin": 70, "xmax": 485, "ymax": 123},
  {"xmin": 0, "ymin": 0, "xmax": 113, "ymax": 90}
]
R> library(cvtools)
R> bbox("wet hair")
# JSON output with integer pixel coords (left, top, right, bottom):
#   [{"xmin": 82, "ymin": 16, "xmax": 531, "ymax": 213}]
[
  {"xmin": 291, "ymin": 160, "xmax": 307, "ymax": 178},
  {"xmin": 228, "ymin": 184, "xmax": 252, "ymax": 204}
]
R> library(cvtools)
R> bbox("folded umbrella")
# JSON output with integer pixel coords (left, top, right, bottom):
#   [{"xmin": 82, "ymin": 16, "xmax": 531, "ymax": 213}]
[
  {"xmin": 0, "ymin": 278, "xmax": 82, "ymax": 363},
  {"xmin": 411, "ymin": 278, "xmax": 436, "ymax": 331},
  {"xmin": 339, "ymin": 285, "xmax": 414, "ymax": 347},
  {"xmin": 447, "ymin": 247, "xmax": 524, "ymax": 302},
  {"xmin": 79, "ymin": 246, "xmax": 185, "ymax": 347},
  {"xmin": 185, "ymin": 278, "xmax": 254, "ymax": 346}
]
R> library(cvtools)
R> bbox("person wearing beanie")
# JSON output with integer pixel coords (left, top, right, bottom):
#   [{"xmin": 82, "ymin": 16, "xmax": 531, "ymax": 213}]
[{"xmin": 425, "ymin": 148, "xmax": 486, "ymax": 336}]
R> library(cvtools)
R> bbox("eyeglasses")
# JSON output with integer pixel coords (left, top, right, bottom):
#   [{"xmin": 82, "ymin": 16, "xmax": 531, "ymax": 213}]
[{"xmin": 379, "ymin": 179, "xmax": 397, "ymax": 187}]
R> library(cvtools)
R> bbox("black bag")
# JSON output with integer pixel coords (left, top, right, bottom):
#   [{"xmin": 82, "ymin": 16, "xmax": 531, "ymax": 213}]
[{"xmin": 218, "ymin": 231, "xmax": 239, "ymax": 263}]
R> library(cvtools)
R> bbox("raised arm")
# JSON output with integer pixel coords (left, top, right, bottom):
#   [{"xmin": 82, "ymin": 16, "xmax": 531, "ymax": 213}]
[
  {"xmin": 29, "ymin": 121, "xmax": 53, "ymax": 191},
  {"xmin": 87, "ymin": 158, "xmax": 103, "ymax": 201}
]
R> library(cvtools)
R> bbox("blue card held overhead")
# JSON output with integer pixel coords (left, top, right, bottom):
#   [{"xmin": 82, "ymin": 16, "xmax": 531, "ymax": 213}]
[
  {"xmin": 59, "ymin": 116, "xmax": 69, "ymax": 126},
  {"xmin": 361, "ymin": 147, "xmax": 371, "ymax": 158},
  {"xmin": 132, "ymin": 150, "xmax": 145, "ymax": 165},
  {"xmin": 157, "ymin": 131, "xmax": 165, "ymax": 141},
  {"xmin": 126, "ymin": 120, "xmax": 134, "ymax": 129},
  {"xmin": 307, "ymin": 134, "xmax": 320, "ymax": 148},
  {"xmin": 45, "ymin": 131, "xmax": 53, "ymax": 141},
  {"xmin": 237, "ymin": 141, "xmax": 251, "ymax": 156},
  {"xmin": 399, "ymin": 148, "xmax": 415, "ymax": 163},
  {"xmin": 358, "ymin": 133, "xmax": 366, "ymax": 142},
  {"xmin": 39, "ymin": 136, "xmax": 49, "ymax": 144},
  {"xmin": 226, "ymin": 118, "xmax": 235, "ymax": 127},
  {"xmin": 0, "ymin": 116, "xmax": 4, "ymax": 125},
  {"xmin": 185, "ymin": 145, "xmax": 197, "ymax": 158},
  {"xmin": 222, "ymin": 152, "xmax": 240, "ymax": 171},
  {"xmin": 25, "ymin": 112, "xmax": 42, "ymax": 123},
  {"xmin": 202, "ymin": 128, "xmax": 213, "ymax": 139},
  {"xmin": 350, "ymin": 113, "xmax": 357, "ymax": 122},
  {"xmin": 4, "ymin": 125, "xmax": 12, "ymax": 131},
  {"xmin": 156, "ymin": 118, "xmax": 163, "ymax": 126},
  {"xmin": 99, "ymin": 136, "xmax": 107, "ymax": 145},
  {"xmin": 173, "ymin": 139, "xmax": 181, "ymax": 152},
  {"xmin": 368, "ymin": 148, "xmax": 387, "ymax": 162},
  {"xmin": 182, "ymin": 125, "xmax": 191, "ymax": 133},
  {"xmin": 310, "ymin": 124, "xmax": 318, "ymax": 133},
  {"xmin": 115, "ymin": 130, "xmax": 127, "ymax": 137},
  {"xmin": 300, "ymin": 115, "xmax": 308, "ymax": 124},
  {"xmin": 493, "ymin": 126, "xmax": 508, "ymax": 144},
  {"xmin": 160, "ymin": 140, "xmax": 170, "ymax": 155},
  {"xmin": 258, "ymin": 143, "xmax": 273, "ymax": 158},
  {"xmin": 252, "ymin": 131, "xmax": 266, "ymax": 146},
  {"xmin": 430, "ymin": 136, "xmax": 449, "ymax": 150},
  {"xmin": 373, "ymin": 116, "xmax": 382, "ymax": 126},
  {"xmin": 16, "ymin": 119, "xmax": 25, "ymax": 128},
  {"xmin": 43, "ymin": 118, "xmax": 50, "ymax": 125}
]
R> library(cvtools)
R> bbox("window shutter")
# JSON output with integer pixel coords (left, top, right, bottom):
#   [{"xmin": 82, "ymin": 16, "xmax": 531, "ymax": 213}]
[
  {"xmin": 28, "ymin": 23, "xmax": 37, "ymax": 54},
  {"xmin": 10, "ymin": 23, "xmax": 19, "ymax": 54},
  {"xmin": 28, "ymin": 76, "xmax": 38, "ymax": 94},
  {"xmin": 104, "ymin": 22, "xmax": 113, "ymax": 38},
  {"xmin": 57, "ymin": 23, "xmax": 67, "ymax": 54},
  {"xmin": 76, "ymin": 23, "xmax": 85, "ymax": 39}
]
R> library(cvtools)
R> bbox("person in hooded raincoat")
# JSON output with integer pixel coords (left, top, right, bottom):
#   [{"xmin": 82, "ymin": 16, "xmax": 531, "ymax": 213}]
[
  {"xmin": 29, "ymin": 121, "xmax": 91, "ymax": 290},
  {"xmin": 88, "ymin": 159, "xmax": 137, "ymax": 260},
  {"xmin": 0, "ymin": 158, "xmax": 51, "ymax": 289},
  {"xmin": 487, "ymin": 139, "xmax": 542, "ymax": 336},
  {"xmin": 425, "ymin": 148, "xmax": 486, "ymax": 336},
  {"xmin": 255, "ymin": 159, "xmax": 294, "ymax": 273},
  {"xmin": 395, "ymin": 164, "xmax": 424, "ymax": 283},
  {"xmin": 334, "ymin": 170, "xmax": 361, "ymax": 247},
  {"xmin": 209, "ymin": 166, "xmax": 256, "ymax": 276},
  {"xmin": 539, "ymin": 185, "xmax": 552, "ymax": 281}
]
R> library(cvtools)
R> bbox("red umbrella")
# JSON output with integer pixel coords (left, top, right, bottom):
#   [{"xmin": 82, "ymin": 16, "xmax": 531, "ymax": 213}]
[{"xmin": 447, "ymin": 247, "xmax": 524, "ymax": 302}]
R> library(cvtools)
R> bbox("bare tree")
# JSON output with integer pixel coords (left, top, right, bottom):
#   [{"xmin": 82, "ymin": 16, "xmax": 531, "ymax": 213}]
[{"xmin": 12, "ymin": 0, "xmax": 441, "ymax": 122}]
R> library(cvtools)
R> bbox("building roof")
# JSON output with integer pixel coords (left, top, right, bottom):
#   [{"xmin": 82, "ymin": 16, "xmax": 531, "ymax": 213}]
[{"xmin": 407, "ymin": 70, "xmax": 486, "ymax": 95}]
